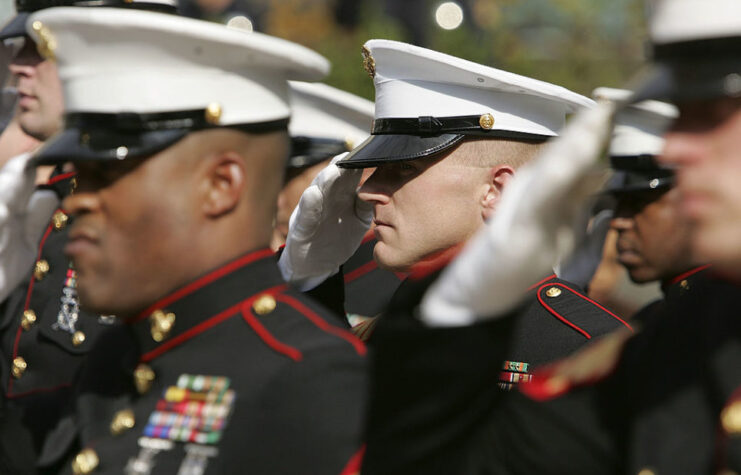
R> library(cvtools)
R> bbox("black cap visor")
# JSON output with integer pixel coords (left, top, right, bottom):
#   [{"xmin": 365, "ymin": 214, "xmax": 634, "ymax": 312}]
[
  {"xmin": 32, "ymin": 127, "xmax": 189, "ymax": 165},
  {"xmin": 337, "ymin": 133, "xmax": 464, "ymax": 169},
  {"xmin": 0, "ymin": 14, "xmax": 28, "ymax": 41},
  {"xmin": 603, "ymin": 170, "xmax": 675, "ymax": 195},
  {"xmin": 631, "ymin": 37, "xmax": 741, "ymax": 103}
]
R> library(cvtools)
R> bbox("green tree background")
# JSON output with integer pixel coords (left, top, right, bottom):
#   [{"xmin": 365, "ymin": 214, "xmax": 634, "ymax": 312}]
[{"xmin": 261, "ymin": 0, "xmax": 648, "ymax": 100}]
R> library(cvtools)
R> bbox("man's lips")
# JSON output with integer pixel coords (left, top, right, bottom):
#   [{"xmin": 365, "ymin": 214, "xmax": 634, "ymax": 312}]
[{"xmin": 64, "ymin": 228, "xmax": 100, "ymax": 257}]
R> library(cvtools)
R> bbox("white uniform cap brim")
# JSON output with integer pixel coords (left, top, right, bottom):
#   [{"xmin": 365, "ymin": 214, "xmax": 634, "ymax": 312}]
[
  {"xmin": 27, "ymin": 7, "xmax": 330, "ymax": 125},
  {"xmin": 650, "ymin": 0, "xmax": 741, "ymax": 44},
  {"xmin": 366, "ymin": 39, "xmax": 594, "ymax": 137},
  {"xmin": 288, "ymin": 81, "xmax": 373, "ymax": 147},
  {"xmin": 593, "ymin": 87, "xmax": 678, "ymax": 157}
]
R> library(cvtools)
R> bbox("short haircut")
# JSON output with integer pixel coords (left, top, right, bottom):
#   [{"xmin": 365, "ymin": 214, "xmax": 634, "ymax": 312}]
[{"xmin": 453, "ymin": 136, "xmax": 547, "ymax": 169}]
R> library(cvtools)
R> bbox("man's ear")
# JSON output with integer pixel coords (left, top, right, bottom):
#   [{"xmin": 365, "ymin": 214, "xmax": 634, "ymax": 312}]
[
  {"xmin": 200, "ymin": 151, "xmax": 246, "ymax": 218},
  {"xmin": 482, "ymin": 164, "xmax": 516, "ymax": 220}
]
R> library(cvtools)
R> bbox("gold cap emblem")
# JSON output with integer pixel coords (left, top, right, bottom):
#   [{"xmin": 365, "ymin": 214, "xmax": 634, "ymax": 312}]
[
  {"xmin": 361, "ymin": 45, "xmax": 376, "ymax": 78},
  {"xmin": 133, "ymin": 363, "xmax": 155, "ymax": 394},
  {"xmin": 150, "ymin": 309, "xmax": 176, "ymax": 342},
  {"xmin": 71, "ymin": 448, "xmax": 99, "ymax": 475},
  {"xmin": 722, "ymin": 400, "xmax": 741, "ymax": 434},
  {"xmin": 52, "ymin": 210, "xmax": 69, "ymax": 230},
  {"xmin": 253, "ymin": 294, "xmax": 277, "ymax": 315},
  {"xmin": 205, "ymin": 103, "xmax": 222, "ymax": 125},
  {"xmin": 34, "ymin": 259, "xmax": 50, "ymax": 281},
  {"xmin": 12, "ymin": 357, "xmax": 27, "ymax": 379},
  {"xmin": 545, "ymin": 286, "xmax": 562, "ymax": 298},
  {"xmin": 110, "ymin": 409, "xmax": 136, "ymax": 436},
  {"xmin": 479, "ymin": 113, "xmax": 495, "ymax": 130},
  {"xmin": 21, "ymin": 310, "xmax": 37, "ymax": 331},
  {"xmin": 31, "ymin": 21, "xmax": 57, "ymax": 61},
  {"xmin": 72, "ymin": 331, "xmax": 86, "ymax": 347}
]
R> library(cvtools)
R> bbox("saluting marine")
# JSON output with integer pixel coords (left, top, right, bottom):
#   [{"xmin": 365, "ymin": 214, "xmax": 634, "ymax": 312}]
[
  {"xmin": 273, "ymin": 81, "xmax": 402, "ymax": 322},
  {"xmin": 24, "ymin": 6, "xmax": 367, "ymax": 474}
]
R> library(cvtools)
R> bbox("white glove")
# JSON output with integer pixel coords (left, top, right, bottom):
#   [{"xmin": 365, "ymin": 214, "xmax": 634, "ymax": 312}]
[
  {"xmin": 278, "ymin": 153, "xmax": 373, "ymax": 291},
  {"xmin": 0, "ymin": 153, "xmax": 59, "ymax": 301},
  {"xmin": 420, "ymin": 101, "xmax": 616, "ymax": 327}
]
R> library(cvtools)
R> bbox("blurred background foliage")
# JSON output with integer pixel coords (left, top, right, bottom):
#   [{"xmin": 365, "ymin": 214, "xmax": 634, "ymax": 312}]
[
  {"xmin": 178, "ymin": 0, "xmax": 650, "ymax": 100},
  {"xmin": 1, "ymin": 0, "xmax": 651, "ymax": 100}
]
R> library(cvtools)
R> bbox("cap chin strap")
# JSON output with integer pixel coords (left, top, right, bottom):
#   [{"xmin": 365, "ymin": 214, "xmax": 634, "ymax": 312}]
[
  {"xmin": 65, "ymin": 110, "xmax": 289, "ymax": 134},
  {"xmin": 372, "ymin": 115, "xmax": 550, "ymax": 142}
]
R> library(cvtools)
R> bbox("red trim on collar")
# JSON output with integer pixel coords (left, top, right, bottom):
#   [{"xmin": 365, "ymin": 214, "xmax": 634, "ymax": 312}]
[
  {"xmin": 133, "ymin": 248, "xmax": 275, "ymax": 323},
  {"xmin": 8, "ymin": 219, "xmax": 57, "ymax": 397},
  {"xmin": 339, "ymin": 445, "xmax": 366, "ymax": 475},
  {"xmin": 408, "ymin": 243, "xmax": 465, "ymax": 281},
  {"xmin": 668, "ymin": 264, "xmax": 711, "ymax": 286},
  {"xmin": 241, "ymin": 297, "xmax": 302, "ymax": 362},
  {"xmin": 361, "ymin": 229, "xmax": 375, "ymax": 245},
  {"xmin": 536, "ymin": 283, "xmax": 633, "ymax": 340},
  {"xmin": 344, "ymin": 260, "xmax": 378, "ymax": 284},
  {"xmin": 528, "ymin": 274, "xmax": 557, "ymax": 292},
  {"xmin": 45, "ymin": 171, "xmax": 76, "ymax": 185},
  {"xmin": 139, "ymin": 284, "xmax": 287, "ymax": 362},
  {"xmin": 276, "ymin": 294, "xmax": 367, "ymax": 356}
]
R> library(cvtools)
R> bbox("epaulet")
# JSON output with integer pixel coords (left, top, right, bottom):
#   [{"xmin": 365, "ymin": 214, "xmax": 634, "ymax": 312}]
[
  {"xmin": 533, "ymin": 277, "xmax": 633, "ymax": 340},
  {"xmin": 242, "ymin": 290, "xmax": 367, "ymax": 359},
  {"xmin": 519, "ymin": 326, "xmax": 636, "ymax": 401}
]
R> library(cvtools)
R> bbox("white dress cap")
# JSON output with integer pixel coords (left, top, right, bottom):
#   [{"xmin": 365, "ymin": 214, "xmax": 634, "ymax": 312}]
[
  {"xmin": 365, "ymin": 39, "xmax": 594, "ymax": 138},
  {"xmin": 593, "ymin": 87, "xmax": 678, "ymax": 157},
  {"xmin": 26, "ymin": 7, "xmax": 329, "ymax": 126},
  {"xmin": 289, "ymin": 82, "xmax": 373, "ymax": 150},
  {"xmin": 649, "ymin": 0, "xmax": 741, "ymax": 45}
]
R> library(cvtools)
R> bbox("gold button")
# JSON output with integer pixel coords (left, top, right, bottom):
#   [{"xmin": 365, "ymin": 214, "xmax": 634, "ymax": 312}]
[
  {"xmin": 204, "ymin": 102, "xmax": 222, "ymax": 125},
  {"xmin": 545, "ymin": 286, "xmax": 562, "ymax": 298},
  {"xmin": 253, "ymin": 294, "xmax": 277, "ymax": 315},
  {"xmin": 12, "ymin": 357, "xmax": 27, "ymax": 379},
  {"xmin": 34, "ymin": 260, "xmax": 50, "ymax": 281},
  {"xmin": 110, "ymin": 408, "xmax": 135, "ymax": 436},
  {"xmin": 72, "ymin": 331, "xmax": 86, "ymax": 346},
  {"xmin": 637, "ymin": 469, "xmax": 656, "ymax": 475},
  {"xmin": 680, "ymin": 279, "xmax": 690, "ymax": 291},
  {"xmin": 149, "ymin": 309, "xmax": 176, "ymax": 342},
  {"xmin": 52, "ymin": 210, "xmax": 69, "ymax": 230},
  {"xmin": 722, "ymin": 400, "xmax": 741, "ymax": 434},
  {"xmin": 71, "ymin": 448, "xmax": 99, "ymax": 475},
  {"xmin": 21, "ymin": 310, "xmax": 37, "ymax": 331},
  {"xmin": 133, "ymin": 363, "xmax": 155, "ymax": 394},
  {"xmin": 479, "ymin": 113, "xmax": 495, "ymax": 130}
]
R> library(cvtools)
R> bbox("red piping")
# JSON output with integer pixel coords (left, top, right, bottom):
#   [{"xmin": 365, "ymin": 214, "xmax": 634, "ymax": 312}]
[
  {"xmin": 276, "ymin": 294, "xmax": 367, "ymax": 356},
  {"xmin": 668, "ymin": 264, "xmax": 711, "ymax": 286},
  {"xmin": 527, "ymin": 274, "xmax": 558, "ymax": 292},
  {"xmin": 338, "ymin": 445, "xmax": 365, "ymax": 475},
  {"xmin": 133, "ymin": 248, "xmax": 275, "ymax": 323},
  {"xmin": 344, "ymin": 260, "xmax": 377, "ymax": 284},
  {"xmin": 241, "ymin": 298, "xmax": 302, "ymax": 362},
  {"xmin": 536, "ymin": 283, "xmax": 633, "ymax": 340},
  {"xmin": 8, "ymin": 220, "xmax": 56, "ymax": 396},
  {"xmin": 45, "ymin": 171, "xmax": 76, "ymax": 185},
  {"xmin": 139, "ymin": 284, "xmax": 287, "ymax": 362},
  {"xmin": 7, "ymin": 382, "xmax": 72, "ymax": 399}
]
